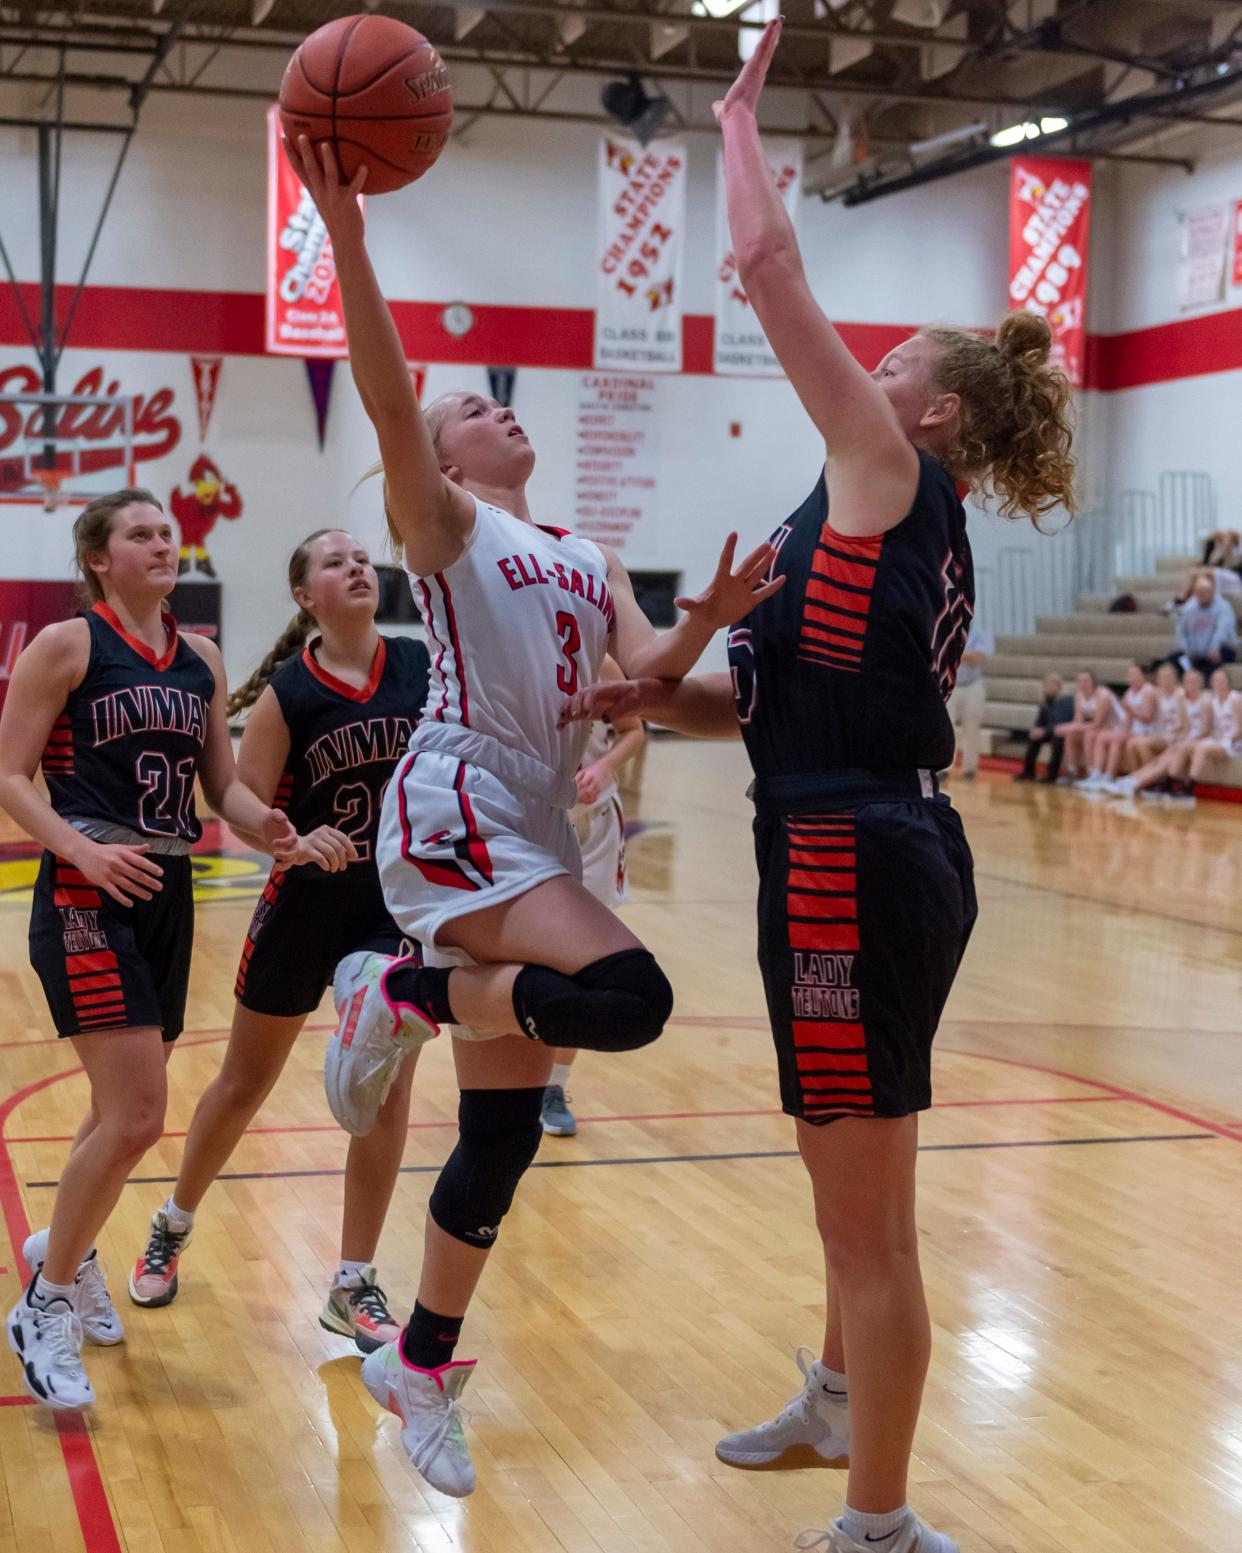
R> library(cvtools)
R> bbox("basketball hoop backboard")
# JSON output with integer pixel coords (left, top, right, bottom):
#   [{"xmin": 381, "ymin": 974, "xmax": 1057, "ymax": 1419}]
[{"xmin": 0, "ymin": 390, "xmax": 137, "ymax": 510}]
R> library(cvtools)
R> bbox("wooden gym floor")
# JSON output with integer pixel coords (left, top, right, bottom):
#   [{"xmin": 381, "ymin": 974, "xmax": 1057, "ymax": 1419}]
[{"xmin": 1, "ymin": 737, "xmax": 1240, "ymax": 1553}]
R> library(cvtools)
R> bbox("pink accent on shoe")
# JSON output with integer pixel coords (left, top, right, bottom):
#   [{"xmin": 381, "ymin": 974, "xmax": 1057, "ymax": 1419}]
[
  {"xmin": 341, "ymin": 988, "xmax": 367, "ymax": 1051},
  {"xmin": 379, "ymin": 956, "xmax": 440, "ymax": 1041},
  {"xmin": 396, "ymin": 1349, "xmax": 477, "ymax": 1388}
]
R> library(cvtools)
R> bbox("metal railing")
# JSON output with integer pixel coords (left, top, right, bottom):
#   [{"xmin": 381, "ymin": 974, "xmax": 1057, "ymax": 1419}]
[{"xmin": 976, "ymin": 469, "xmax": 1216, "ymax": 637}]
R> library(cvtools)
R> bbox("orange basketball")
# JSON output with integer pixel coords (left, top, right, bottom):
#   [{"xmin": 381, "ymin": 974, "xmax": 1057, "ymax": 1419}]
[{"xmin": 278, "ymin": 15, "xmax": 453, "ymax": 195}]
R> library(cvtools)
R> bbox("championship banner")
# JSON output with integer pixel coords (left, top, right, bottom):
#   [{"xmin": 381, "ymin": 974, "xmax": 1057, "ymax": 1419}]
[
  {"xmin": 594, "ymin": 135, "xmax": 687, "ymax": 374},
  {"xmin": 1008, "ymin": 156, "xmax": 1091, "ymax": 387},
  {"xmin": 714, "ymin": 142, "xmax": 803, "ymax": 377},
  {"xmin": 265, "ymin": 106, "xmax": 357, "ymax": 358}
]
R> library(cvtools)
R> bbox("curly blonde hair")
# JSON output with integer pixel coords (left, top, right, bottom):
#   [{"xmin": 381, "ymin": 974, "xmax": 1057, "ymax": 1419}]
[{"xmin": 920, "ymin": 312, "xmax": 1076, "ymax": 525}]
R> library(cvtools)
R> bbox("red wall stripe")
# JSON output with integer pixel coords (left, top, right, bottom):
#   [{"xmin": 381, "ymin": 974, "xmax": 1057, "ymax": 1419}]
[{"xmin": 3, "ymin": 282, "xmax": 1238, "ymax": 392}]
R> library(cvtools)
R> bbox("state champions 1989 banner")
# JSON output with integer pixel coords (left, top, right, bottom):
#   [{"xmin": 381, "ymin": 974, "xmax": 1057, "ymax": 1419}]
[
  {"xmin": 595, "ymin": 134, "xmax": 687, "ymax": 373},
  {"xmin": 265, "ymin": 105, "xmax": 359, "ymax": 358},
  {"xmin": 1008, "ymin": 155, "xmax": 1091, "ymax": 387}
]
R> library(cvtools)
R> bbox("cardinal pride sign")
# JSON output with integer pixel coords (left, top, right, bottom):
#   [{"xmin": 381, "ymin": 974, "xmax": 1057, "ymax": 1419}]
[{"xmin": 1008, "ymin": 156, "xmax": 1091, "ymax": 387}]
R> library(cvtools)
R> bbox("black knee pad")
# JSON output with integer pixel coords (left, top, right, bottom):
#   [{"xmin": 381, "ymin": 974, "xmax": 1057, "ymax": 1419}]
[
  {"xmin": 512, "ymin": 948, "xmax": 673, "ymax": 1053},
  {"xmin": 428, "ymin": 1087, "xmax": 544, "ymax": 1248}
]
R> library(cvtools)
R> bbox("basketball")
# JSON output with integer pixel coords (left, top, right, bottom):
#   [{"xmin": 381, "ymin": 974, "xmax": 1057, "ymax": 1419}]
[{"xmin": 278, "ymin": 15, "xmax": 453, "ymax": 195}]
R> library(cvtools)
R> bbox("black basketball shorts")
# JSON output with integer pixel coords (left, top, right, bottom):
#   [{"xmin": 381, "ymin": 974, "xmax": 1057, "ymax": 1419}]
[
  {"xmin": 754, "ymin": 797, "xmax": 977, "ymax": 1124},
  {"xmin": 29, "ymin": 851, "xmax": 194, "ymax": 1042},
  {"xmin": 234, "ymin": 866, "xmax": 408, "ymax": 1019}
]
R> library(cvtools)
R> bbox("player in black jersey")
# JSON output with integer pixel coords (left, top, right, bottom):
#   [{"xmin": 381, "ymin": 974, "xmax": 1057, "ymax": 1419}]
[
  {"xmin": 0, "ymin": 488, "xmax": 321, "ymax": 1414},
  {"xmin": 562, "ymin": 24, "xmax": 1077, "ymax": 1553},
  {"xmin": 128, "ymin": 529, "xmax": 432, "ymax": 1353}
]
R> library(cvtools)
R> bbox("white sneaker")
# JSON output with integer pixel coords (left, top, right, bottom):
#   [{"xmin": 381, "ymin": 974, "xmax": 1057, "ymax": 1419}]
[
  {"xmin": 325, "ymin": 951, "xmax": 439, "ymax": 1137},
  {"xmin": 6, "ymin": 1282, "xmax": 94, "ymax": 1411},
  {"xmin": 1105, "ymin": 778, "xmax": 1135, "ymax": 797},
  {"xmin": 23, "ymin": 1230, "xmax": 123, "ymax": 1345},
  {"xmin": 716, "ymin": 1347, "xmax": 849, "ymax": 1470},
  {"xmin": 360, "ymin": 1341, "xmax": 477, "ymax": 1497},
  {"xmin": 794, "ymin": 1512, "xmax": 959, "ymax": 1553}
]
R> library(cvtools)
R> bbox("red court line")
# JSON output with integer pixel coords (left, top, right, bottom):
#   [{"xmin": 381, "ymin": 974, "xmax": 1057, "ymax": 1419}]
[
  {"xmin": 2, "ymin": 1093, "xmax": 1124, "ymax": 1146},
  {"xmin": 0, "ymin": 1063, "xmax": 126, "ymax": 1553},
  {"xmin": 939, "ymin": 1047, "xmax": 1242, "ymax": 1146},
  {"xmin": 0, "ymin": 1394, "xmax": 34, "ymax": 1407}
]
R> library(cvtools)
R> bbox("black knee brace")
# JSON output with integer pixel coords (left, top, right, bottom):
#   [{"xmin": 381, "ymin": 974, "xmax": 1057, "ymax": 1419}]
[
  {"xmin": 428, "ymin": 1087, "xmax": 544, "ymax": 1248},
  {"xmin": 512, "ymin": 948, "xmax": 673, "ymax": 1053}
]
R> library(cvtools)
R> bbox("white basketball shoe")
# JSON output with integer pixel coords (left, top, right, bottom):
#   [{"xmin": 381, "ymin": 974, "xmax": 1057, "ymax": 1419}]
[
  {"xmin": 716, "ymin": 1347, "xmax": 850, "ymax": 1469},
  {"xmin": 325, "ymin": 951, "xmax": 439, "ymax": 1137},
  {"xmin": 360, "ymin": 1341, "xmax": 477, "ymax": 1497},
  {"xmin": 794, "ymin": 1513, "xmax": 960, "ymax": 1552},
  {"xmin": 6, "ymin": 1282, "xmax": 94, "ymax": 1411},
  {"xmin": 23, "ymin": 1229, "xmax": 123, "ymax": 1345}
]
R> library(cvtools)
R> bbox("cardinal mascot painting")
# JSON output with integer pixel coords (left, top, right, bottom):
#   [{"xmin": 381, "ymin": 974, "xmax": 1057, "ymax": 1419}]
[{"xmin": 170, "ymin": 454, "xmax": 243, "ymax": 577}]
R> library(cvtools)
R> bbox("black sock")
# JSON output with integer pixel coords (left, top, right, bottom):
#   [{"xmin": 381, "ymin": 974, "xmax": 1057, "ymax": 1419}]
[
  {"xmin": 387, "ymin": 965, "xmax": 455, "ymax": 1024},
  {"xmin": 401, "ymin": 1301, "xmax": 464, "ymax": 1370}
]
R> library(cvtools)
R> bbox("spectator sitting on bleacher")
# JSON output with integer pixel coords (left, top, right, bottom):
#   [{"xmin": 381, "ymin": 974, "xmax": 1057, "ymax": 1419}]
[
  {"xmin": 1173, "ymin": 571, "xmax": 1237, "ymax": 675},
  {"xmin": 1014, "ymin": 673, "xmax": 1075, "ymax": 783},
  {"xmin": 1201, "ymin": 529, "xmax": 1242, "ymax": 571},
  {"xmin": 1110, "ymin": 667, "xmax": 1206, "ymax": 800},
  {"xmin": 1056, "ymin": 669, "xmax": 1122, "ymax": 784},
  {"xmin": 1163, "ymin": 562, "xmax": 1242, "ymax": 615},
  {"xmin": 1079, "ymin": 663, "xmax": 1157, "ymax": 789},
  {"xmin": 947, "ymin": 618, "xmax": 994, "ymax": 782},
  {"xmin": 1161, "ymin": 666, "xmax": 1242, "ymax": 806}
]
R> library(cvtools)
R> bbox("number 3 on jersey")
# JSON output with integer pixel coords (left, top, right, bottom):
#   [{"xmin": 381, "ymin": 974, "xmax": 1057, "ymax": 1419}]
[{"xmin": 555, "ymin": 611, "xmax": 581, "ymax": 695}]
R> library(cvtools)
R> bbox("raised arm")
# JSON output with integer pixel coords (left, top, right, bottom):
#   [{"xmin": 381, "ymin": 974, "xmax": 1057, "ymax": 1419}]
[
  {"xmin": 715, "ymin": 21, "xmax": 919, "ymax": 537},
  {"xmin": 287, "ymin": 138, "xmax": 474, "ymax": 576}
]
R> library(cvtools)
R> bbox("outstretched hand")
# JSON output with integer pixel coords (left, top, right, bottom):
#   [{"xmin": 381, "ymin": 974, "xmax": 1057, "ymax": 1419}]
[
  {"xmin": 713, "ymin": 17, "xmax": 782, "ymax": 125},
  {"xmin": 676, "ymin": 532, "xmax": 784, "ymax": 630},
  {"xmin": 283, "ymin": 134, "xmax": 367, "ymax": 244},
  {"xmin": 558, "ymin": 677, "xmax": 664, "ymax": 729},
  {"xmin": 260, "ymin": 808, "xmax": 301, "ymax": 866}
]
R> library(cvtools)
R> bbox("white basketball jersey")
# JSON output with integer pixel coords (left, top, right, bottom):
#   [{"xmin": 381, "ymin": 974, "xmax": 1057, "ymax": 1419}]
[
  {"xmin": 406, "ymin": 496, "xmax": 614, "ymax": 778},
  {"xmin": 1184, "ymin": 693, "xmax": 1210, "ymax": 739},
  {"xmin": 575, "ymin": 718, "xmax": 620, "ymax": 814},
  {"xmin": 1123, "ymin": 685, "xmax": 1154, "ymax": 732},
  {"xmin": 1210, "ymin": 690, "xmax": 1241, "ymax": 746},
  {"xmin": 1157, "ymin": 691, "xmax": 1183, "ymax": 739}
]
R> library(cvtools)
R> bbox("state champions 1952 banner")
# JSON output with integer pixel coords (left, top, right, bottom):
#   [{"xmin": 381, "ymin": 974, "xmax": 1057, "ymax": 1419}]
[
  {"xmin": 265, "ymin": 105, "xmax": 360, "ymax": 358},
  {"xmin": 1008, "ymin": 155, "xmax": 1091, "ymax": 387},
  {"xmin": 595, "ymin": 135, "xmax": 687, "ymax": 373},
  {"xmin": 714, "ymin": 141, "xmax": 803, "ymax": 377}
]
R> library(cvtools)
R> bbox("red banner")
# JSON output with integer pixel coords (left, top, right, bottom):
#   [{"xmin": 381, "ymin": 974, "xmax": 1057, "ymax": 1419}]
[
  {"xmin": 1008, "ymin": 156, "xmax": 1091, "ymax": 387},
  {"xmin": 1232, "ymin": 201, "xmax": 1242, "ymax": 290},
  {"xmin": 265, "ymin": 105, "xmax": 357, "ymax": 358}
]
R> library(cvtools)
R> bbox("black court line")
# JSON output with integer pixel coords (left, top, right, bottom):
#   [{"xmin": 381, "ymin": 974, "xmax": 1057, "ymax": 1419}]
[
  {"xmin": 22, "ymin": 1132, "xmax": 1216, "ymax": 1190},
  {"xmin": 973, "ymin": 866, "xmax": 1242, "ymax": 941}
]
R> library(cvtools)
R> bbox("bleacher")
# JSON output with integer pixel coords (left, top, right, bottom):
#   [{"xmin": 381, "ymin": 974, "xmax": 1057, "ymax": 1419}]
[{"xmin": 984, "ymin": 554, "xmax": 1242, "ymax": 787}]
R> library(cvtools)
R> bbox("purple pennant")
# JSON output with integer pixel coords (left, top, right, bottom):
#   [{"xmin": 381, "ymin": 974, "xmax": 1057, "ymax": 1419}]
[{"xmin": 304, "ymin": 358, "xmax": 336, "ymax": 451}]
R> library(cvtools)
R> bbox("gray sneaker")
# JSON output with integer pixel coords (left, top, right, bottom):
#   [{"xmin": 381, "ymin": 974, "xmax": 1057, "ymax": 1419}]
[
  {"xmin": 541, "ymin": 1084, "xmax": 578, "ymax": 1136},
  {"xmin": 716, "ymin": 1347, "xmax": 849, "ymax": 1470}
]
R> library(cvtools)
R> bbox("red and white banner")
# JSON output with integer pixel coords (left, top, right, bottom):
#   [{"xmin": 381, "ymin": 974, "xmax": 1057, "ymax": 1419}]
[
  {"xmin": 713, "ymin": 142, "xmax": 803, "ymax": 377},
  {"xmin": 265, "ymin": 106, "xmax": 357, "ymax": 358},
  {"xmin": 1008, "ymin": 156, "xmax": 1091, "ymax": 387},
  {"xmin": 191, "ymin": 356, "xmax": 222, "ymax": 443},
  {"xmin": 595, "ymin": 135, "xmax": 687, "ymax": 374}
]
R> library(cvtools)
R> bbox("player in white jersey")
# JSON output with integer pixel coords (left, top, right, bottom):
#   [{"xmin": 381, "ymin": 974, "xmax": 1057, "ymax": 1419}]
[
  {"xmin": 1104, "ymin": 663, "xmax": 1180, "ymax": 795},
  {"xmin": 542, "ymin": 656, "xmax": 646, "ymax": 1137},
  {"xmin": 1162, "ymin": 666, "xmax": 1242, "ymax": 805},
  {"xmin": 1111, "ymin": 668, "xmax": 1207, "ymax": 800},
  {"xmin": 1086, "ymin": 664, "xmax": 1156, "ymax": 788},
  {"xmin": 290, "ymin": 138, "xmax": 782, "ymax": 1499}
]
